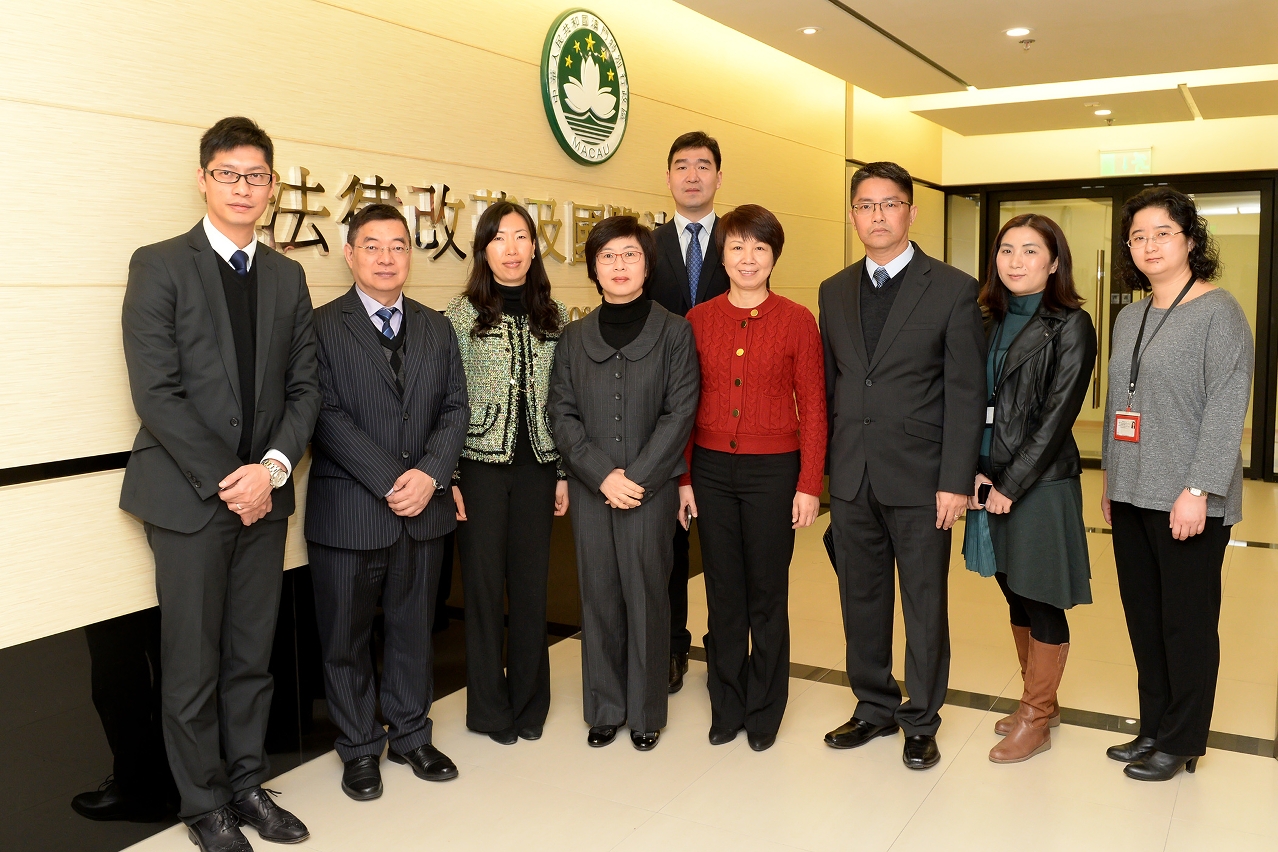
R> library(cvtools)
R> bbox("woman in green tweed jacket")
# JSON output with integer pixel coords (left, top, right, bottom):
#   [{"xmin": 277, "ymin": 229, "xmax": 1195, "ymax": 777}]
[{"xmin": 445, "ymin": 200, "xmax": 569, "ymax": 745}]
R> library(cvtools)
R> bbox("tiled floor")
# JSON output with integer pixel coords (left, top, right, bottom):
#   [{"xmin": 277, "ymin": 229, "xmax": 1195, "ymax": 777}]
[{"xmin": 127, "ymin": 470, "xmax": 1278, "ymax": 851}]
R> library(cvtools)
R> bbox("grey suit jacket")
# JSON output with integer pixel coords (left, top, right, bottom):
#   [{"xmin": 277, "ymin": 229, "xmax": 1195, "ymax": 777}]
[
  {"xmin": 305, "ymin": 286, "xmax": 469, "ymax": 551},
  {"xmin": 818, "ymin": 244, "xmax": 986, "ymax": 506},
  {"xmin": 120, "ymin": 222, "xmax": 321, "ymax": 533},
  {"xmin": 548, "ymin": 302, "xmax": 699, "ymax": 494}
]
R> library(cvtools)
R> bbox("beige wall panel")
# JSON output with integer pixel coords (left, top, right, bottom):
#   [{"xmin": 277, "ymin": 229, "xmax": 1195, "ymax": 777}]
[
  {"xmin": 0, "ymin": 0, "xmax": 844, "ymax": 161},
  {"xmin": 911, "ymin": 185, "xmax": 946, "ymax": 260},
  {"xmin": 0, "ymin": 464, "xmax": 311, "ymax": 651},
  {"xmin": 941, "ymin": 115, "xmax": 1278, "ymax": 186},
  {"xmin": 849, "ymin": 87, "xmax": 943, "ymax": 185}
]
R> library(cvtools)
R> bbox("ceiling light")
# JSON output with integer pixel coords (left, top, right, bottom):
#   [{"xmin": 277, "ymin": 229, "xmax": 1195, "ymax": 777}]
[
  {"xmin": 1005, "ymin": 27, "xmax": 1032, "ymax": 37},
  {"xmin": 966, "ymin": 85, "xmax": 978, "ymax": 92},
  {"xmin": 1094, "ymin": 109, "xmax": 1111, "ymax": 116},
  {"xmin": 798, "ymin": 26, "xmax": 820, "ymax": 35}
]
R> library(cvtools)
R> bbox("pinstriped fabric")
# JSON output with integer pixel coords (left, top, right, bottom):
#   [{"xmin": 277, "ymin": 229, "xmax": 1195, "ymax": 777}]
[
  {"xmin": 310, "ymin": 535, "xmax": 445, "ymax": 761},
  {"xmin": 305, "ymin": 286, "xmax": 470, "ymax": 551}
]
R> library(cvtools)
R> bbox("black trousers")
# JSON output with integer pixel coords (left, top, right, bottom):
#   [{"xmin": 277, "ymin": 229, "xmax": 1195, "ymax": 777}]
[
  {"xmin": 669, "ymin": 522, "xmax": 692, "ymax": 656},
  {"xmin": 83, "ymin": 608, "xmax": 177, "ymax": 805},
  {"xmin": 310, "ymin": 531, "xmax": 444, "ymax": 762},
  {"xmin": 147, "ymin": 510, "xmax": 287, "ymax": 823},
  {"xmin": 829, "ymin": 473, "xmax": 951, "ymax": 736},
  {"xmin": 694, "ymin": 448, "xmax": 797, "ymax": 735},
  {"xmin": 995, "ymin": 573, "xmax": 1070, "ymax": 645},
  {"xmin": 1111, "ymin": 501, "xmax": 1230, "ymax": 756},
  {"xmin": 456, "ymin": 459, "xmax": 556, "ymax": 733}
]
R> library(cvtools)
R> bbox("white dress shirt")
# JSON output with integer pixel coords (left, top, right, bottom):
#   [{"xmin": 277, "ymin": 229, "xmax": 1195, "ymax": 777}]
[
  {"xmin": 201, "ymin": 216, "xmax": 292, "ymax": 478},
  {"xmin": 673, "ymin": 210, "xmax": 716, "ymax": 264},
  {"xmin": 355, "ymin": 286, "xmax": 405, "ymax": 336},
  {"xmin": 864, "ymin": 242, "xmax": 915, "ymax": 286}
]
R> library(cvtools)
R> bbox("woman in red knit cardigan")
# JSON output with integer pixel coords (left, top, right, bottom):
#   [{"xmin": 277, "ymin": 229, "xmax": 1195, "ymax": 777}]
[{"xmin": 678, "ymin": 204, "xmax": 827, "ymax": 751}]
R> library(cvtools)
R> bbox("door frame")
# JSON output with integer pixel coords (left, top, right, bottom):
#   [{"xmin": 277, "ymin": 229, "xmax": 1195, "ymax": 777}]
[{"xmin": 946, "ymin": 170, "xmax": 1278, "ymax": 480}]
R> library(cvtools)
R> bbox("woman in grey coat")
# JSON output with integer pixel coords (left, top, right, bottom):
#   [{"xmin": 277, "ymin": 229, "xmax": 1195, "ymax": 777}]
[{"xmin": 547, "ymin": 216, "xmax": 699, "ymax": 751}]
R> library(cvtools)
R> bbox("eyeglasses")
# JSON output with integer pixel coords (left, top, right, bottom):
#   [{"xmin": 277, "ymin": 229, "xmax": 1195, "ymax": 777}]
[
  {"xmin": 850, "ymin": 200, "xmax": 908, "ymax": 216},
  {"xmin": 358, "ymin": 244, "xmax": 411, "ymax": 257},
  {"xmin": 205, "ymin": 168, "xmax": 273, "ymax": 187},
  {"xmin": 1126, "ymin": 230, "xmax": 1183, "ymax": 249},
  {"xmin": 597, "ymin": 250, "xmax": 644, "ymax": 265}
]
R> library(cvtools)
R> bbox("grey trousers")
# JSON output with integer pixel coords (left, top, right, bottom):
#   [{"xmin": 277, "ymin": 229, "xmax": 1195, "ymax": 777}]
[
  {"xmin": 147, "ymin": 509, "xmax": 287, "ymax": 823},
  {"xmin": 309, "ymin": 532, "xmax": 444, "ymax": 762},
  {"xmin": 830, "ymin": 473, "xmax": 951, "ymax": 736},
  {"xmin": 569, "ymin": 478, "xmax": 677, "ymax": 733}
]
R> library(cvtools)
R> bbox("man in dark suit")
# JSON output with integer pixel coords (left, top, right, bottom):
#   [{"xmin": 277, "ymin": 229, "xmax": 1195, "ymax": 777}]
[
  {"xmin": 818, "ymin": 162, "xmax": 986, "ymax": 771},
  {"xmin": 305, "ymin": 203, "xmax": 468, "ymax": 802},
  {"xmin": 120, "ymin": 117, "xmax": 321, "ymax": 851},
  {"xmin": 646, "ymin": 131, "xmax": 730, "ymax": 693}
]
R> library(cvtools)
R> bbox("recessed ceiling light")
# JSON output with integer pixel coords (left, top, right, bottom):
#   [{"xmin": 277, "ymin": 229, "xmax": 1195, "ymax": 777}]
[
  {"xmin": 1094, "ymin": 109, "xmax": 1112, "ymax": 116},
  {"xmin": 799, "ymin": 26, "xmax": 820, "ymax": 35},
  {"xmin": 966, "ymin": 85, "xmax": 978, "ymax": 92},
  {"xmin": 1005, "ymin": 27, "xmax": 1032, "ymax": 37}
]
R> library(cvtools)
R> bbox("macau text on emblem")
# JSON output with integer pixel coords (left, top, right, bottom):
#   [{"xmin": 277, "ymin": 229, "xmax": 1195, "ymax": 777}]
[{"xmin": 541, "ymin": 9, "xmax": 629, "ymax": 165}]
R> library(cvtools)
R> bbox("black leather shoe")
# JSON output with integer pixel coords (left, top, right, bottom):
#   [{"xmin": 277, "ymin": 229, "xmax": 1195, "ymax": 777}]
[
  {"xmin": 631, "ymin": 730, "xmax": 660, "ymax": 751},
  {"xmin": 230, "ymin": 787, "xmax": 309, "ymax": 843},
  {"xmin": 708, "ymin": 725, "xmax": 741, "ymax": 746},
  {"xmin": 747, "ymin": 731, "xmax": 776, "ymax": 752},
  {"xmin": 668, "ymin": 653, "xmax": 689, "ymax": 694},
  {"xmin": 340, "ymin": 756, "xmax": 382, "ymax": 801},
  {"xmin": 588, "ymin": 725, "xmax": 618, "ymax": 747},
  {"xmin": 488, "ymin": 728, "xmax": 518, "ymax": 745},
  {"xmin": 71, "ymin": 778, "xmax": 173, "ymax": 822},
  {"xmin": 1124, "ymin": 750, "xmax": 1199, "ymax": 782},
  {"xmin": 187, "ymin": 806, "xmax": 252, "ymax": 852},
  {"xmin": 902, "ymin": 734, "xmax": 941, "ymax": 770},
  {"xmin": 1107, "ymin": 735, "xmax": 1157, "ymax": 763},
  {"xmin": 517, "ymin": 725, "xmax": 543, "ymax": 741},
  {"xmin": 824, "ymin": 717, "xmax": 900, "ymax": 750},
  {"xmin": 388, "ymin": 744, "xmax": 459, "ymax": 782}
]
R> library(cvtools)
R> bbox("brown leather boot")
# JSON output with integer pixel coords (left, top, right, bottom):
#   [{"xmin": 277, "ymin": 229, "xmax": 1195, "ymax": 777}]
[
  {"xmin": 990, "ymin": 640, "xmax": 1069, "ymax": 764},
  {"xmin": 994, "ymin": 625, "xmax": 1060, "ymax": 735}
]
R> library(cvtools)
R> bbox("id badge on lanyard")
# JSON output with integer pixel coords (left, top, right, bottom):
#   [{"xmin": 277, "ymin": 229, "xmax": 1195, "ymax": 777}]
[
  {"xmin": 1117, "ymin": 275, "xmax": 1194, "ymax": 445},
  {"xmin": 1113, "ymin": 410, "xmax": 1140, "ymax": 442}
]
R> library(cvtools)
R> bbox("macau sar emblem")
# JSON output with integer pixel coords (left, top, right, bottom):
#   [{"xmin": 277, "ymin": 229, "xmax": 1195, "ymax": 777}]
[{"xmin": 541, "ymin": 9, "xmax": 629, "ymax": 165}]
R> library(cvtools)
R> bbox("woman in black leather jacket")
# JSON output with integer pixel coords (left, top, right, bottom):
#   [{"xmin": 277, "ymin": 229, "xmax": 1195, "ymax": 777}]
[{"xmin": 963, "ymin": 213, "xmax": 1097, "ymax": 764}]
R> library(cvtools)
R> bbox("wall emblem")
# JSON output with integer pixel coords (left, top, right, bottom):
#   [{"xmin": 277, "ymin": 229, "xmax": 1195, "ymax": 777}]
[{"xmin": 541, "ymin": 9, "xmax": 629, "ymax": 165}]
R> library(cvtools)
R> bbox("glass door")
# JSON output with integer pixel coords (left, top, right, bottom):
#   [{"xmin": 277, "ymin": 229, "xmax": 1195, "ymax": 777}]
[{"xmin": 995, "ymin": 197, "xmax": 1115, "ymax": 461}]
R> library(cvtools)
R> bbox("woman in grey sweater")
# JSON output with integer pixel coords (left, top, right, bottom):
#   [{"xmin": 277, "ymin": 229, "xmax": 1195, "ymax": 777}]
[{"xmin": 1102, "ymin": 187, "xmax": 1254, "ymax": 781}]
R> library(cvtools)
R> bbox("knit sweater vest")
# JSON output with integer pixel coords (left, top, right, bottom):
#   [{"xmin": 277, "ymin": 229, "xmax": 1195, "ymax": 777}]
[
  {"xmin": 860, "ymin": 262, "xmax": 909, "ymax": 362},
  {"xmin": 217, "ymin": 257, "xmax": 257, "ymax": 463}
]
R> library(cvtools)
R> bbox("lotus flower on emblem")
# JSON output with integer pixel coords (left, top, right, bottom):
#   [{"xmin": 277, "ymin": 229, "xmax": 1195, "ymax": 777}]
[{"xmin": 563, "ymin": 54, "xmax": 617, "ymax": 120}]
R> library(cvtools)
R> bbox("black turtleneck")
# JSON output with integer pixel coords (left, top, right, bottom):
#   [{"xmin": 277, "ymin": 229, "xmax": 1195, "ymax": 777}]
[
  {"xmin": 498, "ymin": 282, "xmax": 526, "ymax": 318},
  {"xmin": 599, "ymin": 296, "xmax": 651, "ymax": 350},
  {"xmin": 498, "ymin": 282, "xmax": 538, "ymax": 466}
]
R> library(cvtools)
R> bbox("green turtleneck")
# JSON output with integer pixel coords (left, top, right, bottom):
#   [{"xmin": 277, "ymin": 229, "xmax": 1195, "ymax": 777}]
[{"xmin": 981, "ymin": 291, "xmax": 1043, "ymax": 460}]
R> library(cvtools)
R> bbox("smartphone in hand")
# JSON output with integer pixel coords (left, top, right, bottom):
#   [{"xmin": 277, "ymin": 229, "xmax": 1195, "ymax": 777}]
[{"xmin": 977, "ymin": 482, "xmax": 992, "ymax": 506}]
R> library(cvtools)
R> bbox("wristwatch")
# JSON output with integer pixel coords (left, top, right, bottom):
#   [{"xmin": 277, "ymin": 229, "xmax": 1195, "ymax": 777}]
[
  {"xmin": 262, "ymin": 458, "xmax": 289, "ymax": 489},
  {"xmin": 1187, "ymin": 487, "xmax": 1205, "ymax": 497}
]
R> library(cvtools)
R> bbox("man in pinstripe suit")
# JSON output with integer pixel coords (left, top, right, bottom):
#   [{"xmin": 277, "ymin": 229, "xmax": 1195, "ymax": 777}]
[{"xmin": 305, "ymin": 204, "xmax": 469, "ymax": 801}]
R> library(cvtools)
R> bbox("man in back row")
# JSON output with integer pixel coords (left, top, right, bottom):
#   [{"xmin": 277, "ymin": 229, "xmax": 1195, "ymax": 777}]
[
  {"xmin": 647, "ymin": 131, "xmax": 730, "ymax": 692},
  {"xmin": 121, "ymin": 117, "xmax": 321, "ymax": 851}
]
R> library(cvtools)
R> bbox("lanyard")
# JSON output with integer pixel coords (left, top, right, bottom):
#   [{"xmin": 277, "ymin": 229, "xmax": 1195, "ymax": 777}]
[{"xmin": 1126, "ymin": 274, "xmax": 1195, "ymax": 410}]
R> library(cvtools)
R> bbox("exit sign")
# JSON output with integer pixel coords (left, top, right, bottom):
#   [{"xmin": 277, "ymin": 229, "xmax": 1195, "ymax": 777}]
[{"xmin": 1100, "ymin": 149, "xmax": 1152, "ymax": 176}]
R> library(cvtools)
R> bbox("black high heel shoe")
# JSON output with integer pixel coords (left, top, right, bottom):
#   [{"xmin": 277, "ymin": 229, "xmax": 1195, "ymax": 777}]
[
  {"xmin": 1106, "ymin": 735, "xmax": 1157, "ymax": 763},
  {"xmin": 1123, "ymin": 750, "xmax": 1199, "ymax": 781}
]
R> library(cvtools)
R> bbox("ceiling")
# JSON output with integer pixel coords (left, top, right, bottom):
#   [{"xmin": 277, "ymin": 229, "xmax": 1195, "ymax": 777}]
[{"xmin": 675, "ymin": 0, "xmax": 1278, "ymax": 135}]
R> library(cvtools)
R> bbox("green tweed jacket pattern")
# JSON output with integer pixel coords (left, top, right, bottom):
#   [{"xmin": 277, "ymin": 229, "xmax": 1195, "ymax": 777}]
[{"xmin": 445, "ymin": 294, "xmax": 568, "ymax": 468}]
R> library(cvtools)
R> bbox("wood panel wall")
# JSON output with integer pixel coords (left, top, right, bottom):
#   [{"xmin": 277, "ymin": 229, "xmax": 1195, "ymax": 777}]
[{"xmin": 0, "ymin": 0, "xmax": 847, "ymax": 648}]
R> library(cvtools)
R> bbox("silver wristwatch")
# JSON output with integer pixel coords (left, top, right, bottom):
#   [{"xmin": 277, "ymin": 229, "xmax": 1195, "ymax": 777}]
[{"xmin": 262, "ymin": 458, "xmax": 289, "ymax": 489}]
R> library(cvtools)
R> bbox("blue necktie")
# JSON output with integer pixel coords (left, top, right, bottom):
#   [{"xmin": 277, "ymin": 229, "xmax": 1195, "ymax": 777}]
[
  {"xmin": 685, "ymin": 222, "xmax": 704, "ymax": 305},
  {"xmin": 872, "ymin": 266, "xmax": 890, "ymax": 289},
  {"xmin": 374, "ymin": 306, "xmax": 399, "ymax": 340},
  {"xmin": 229, "ymin": 249, "xmax": 250, "ymax": 278}
]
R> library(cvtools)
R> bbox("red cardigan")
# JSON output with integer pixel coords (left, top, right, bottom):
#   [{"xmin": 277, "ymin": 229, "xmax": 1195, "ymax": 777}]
[{"xmin": 682, "ymin": 292, "xmax": 827, "ymax": 495}]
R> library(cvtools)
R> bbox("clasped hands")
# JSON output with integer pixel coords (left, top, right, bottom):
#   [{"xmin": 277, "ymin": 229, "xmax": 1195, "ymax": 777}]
[
  {"xmin": 601, "ymin": 468, "xmax": 644, "ymax": 509},
  {"xmin": 219, "ymin": 464, "xmax": 273, "ymax": 526}
]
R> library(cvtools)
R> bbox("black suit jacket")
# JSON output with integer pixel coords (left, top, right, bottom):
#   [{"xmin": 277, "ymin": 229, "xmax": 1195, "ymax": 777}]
[
  {"xmin": 305, "ymin": 286, "xmax": 469, "ymax": 551},
  {"xmin": 818, "ymin": 244, "xmax": 986, "ymax": 506},
  {"xmin": 646, "ymin": 218, "xmax": 730, "ymax": 317},
  {"xmin": 120, "ymin": 222, "xmax": 321, "ymax": 533}
]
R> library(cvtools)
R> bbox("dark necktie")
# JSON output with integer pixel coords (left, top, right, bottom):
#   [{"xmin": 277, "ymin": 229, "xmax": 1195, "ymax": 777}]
[
  {"xmin": 685, "ymin": 221, "xmax": 704, "ymax": 305},
  {"xmin": 374, "ymin": 306, "xmax": 399, "ymax": 340},
  {"xmin": 872, "ymin": 266, "xmax": 890, "ymax": 289},
  {"xmin": 230, "ymin": 249, "xmax": 250, "ymax": 278}
]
